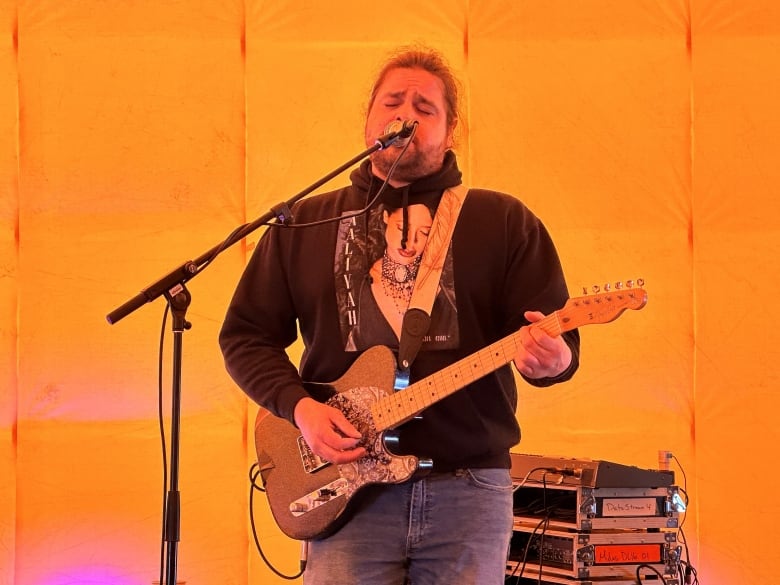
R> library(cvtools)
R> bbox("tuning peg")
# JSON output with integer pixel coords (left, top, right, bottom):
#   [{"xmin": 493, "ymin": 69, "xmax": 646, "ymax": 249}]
[
  {"xmin": 591, "ymin": 284, "xmax": 601, "ymax": 293},
  {"xmin": 627, "ymin": 280, "xmax": 634, "ymax": 288},
  {"xmin": 604, "ymin": 283, "xmax": 611, "ymax": 291},
  {"xmin": 637, "ymin": 278, "xmax": 645, "ymax": 286}
]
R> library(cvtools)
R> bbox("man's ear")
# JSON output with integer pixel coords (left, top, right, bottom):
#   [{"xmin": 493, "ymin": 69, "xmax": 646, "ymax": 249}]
[{"xmin": 446, "ymin": 121, "xmax": 457, "ymax": 149}]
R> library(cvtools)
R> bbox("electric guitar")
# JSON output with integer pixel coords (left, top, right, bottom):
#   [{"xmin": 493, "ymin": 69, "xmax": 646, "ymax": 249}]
[{"xmin": 254, "ymin": 283, "xmax": 647, "ymax": 540}]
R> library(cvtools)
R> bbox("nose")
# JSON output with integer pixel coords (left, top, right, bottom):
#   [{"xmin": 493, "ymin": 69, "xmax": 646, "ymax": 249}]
[{"xmin": 395, "ymin": 101, "xmax": 416, "ymax": 122}]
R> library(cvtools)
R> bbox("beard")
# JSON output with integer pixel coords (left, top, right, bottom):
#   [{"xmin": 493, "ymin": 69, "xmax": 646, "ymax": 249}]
[{"xmin": 370, "ymin": 142, "xmax": 448, "ymax": 184}]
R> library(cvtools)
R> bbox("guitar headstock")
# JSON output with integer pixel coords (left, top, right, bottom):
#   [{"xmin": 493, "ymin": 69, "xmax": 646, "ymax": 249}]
[{"xmin": 558, "ymin": 279, "xmax": 647, "ymax": 330}]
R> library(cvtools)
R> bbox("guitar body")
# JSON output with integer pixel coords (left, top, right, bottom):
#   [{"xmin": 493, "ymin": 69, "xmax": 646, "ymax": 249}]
[{"xmin": 254, "ymin": 345, "xmax": 430, "ymax": 541}]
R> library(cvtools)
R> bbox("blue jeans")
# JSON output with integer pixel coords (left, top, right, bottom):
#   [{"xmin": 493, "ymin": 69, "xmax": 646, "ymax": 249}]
[{"xmin": 303, "ymin": 468, "xmax": 514, "ymax": 585}]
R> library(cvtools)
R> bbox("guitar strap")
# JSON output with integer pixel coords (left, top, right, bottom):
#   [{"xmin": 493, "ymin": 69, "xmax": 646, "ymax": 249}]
[{"xmin": 397, "ymin": 183, "xmax": 468, "ymax": 371}]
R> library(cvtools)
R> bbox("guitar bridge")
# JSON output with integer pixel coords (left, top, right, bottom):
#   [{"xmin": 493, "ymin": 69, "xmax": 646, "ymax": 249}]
[
  {"xmin": 297, "ymin": 435, "xmax": 330, "ymax": 473},
  {"xmin": 289, "ymin": 477, "xmax": 349, "ymax": 516}
]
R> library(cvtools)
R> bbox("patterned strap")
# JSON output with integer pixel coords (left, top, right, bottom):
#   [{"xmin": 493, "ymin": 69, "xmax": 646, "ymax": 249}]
[{"xmin": 397, "ymin": 184, "xmax": 468, "ymax": 370}]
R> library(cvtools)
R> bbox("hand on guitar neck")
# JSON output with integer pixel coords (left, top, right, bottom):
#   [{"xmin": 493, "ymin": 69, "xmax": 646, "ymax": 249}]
[
  {"xmin": 514, "ymin": 310, "xmax": 573, "ymax": 379},
  {"xmin": 294, "ymin": 396, "xmax": 367, "ymax": 465}
]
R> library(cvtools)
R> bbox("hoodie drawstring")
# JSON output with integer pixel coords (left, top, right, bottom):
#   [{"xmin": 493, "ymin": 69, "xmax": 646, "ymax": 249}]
[{"xmin": 401, "ymin": 188, "xmax": 409, "ymax": 250}]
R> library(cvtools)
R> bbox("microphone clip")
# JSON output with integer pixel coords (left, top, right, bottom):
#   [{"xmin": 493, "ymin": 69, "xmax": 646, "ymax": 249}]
[{"xmin": 375, "ymin": 120, "xmax": 418, "ymax": 150}]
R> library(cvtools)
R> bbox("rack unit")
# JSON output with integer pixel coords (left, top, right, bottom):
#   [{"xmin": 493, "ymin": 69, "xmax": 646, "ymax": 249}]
[{"xmin": 508, "ymin": 453, "xmax": 682, "ymax": 585}]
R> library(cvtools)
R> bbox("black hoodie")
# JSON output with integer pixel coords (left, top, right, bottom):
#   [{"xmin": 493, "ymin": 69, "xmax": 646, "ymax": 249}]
[{"xmin": 220, "ymin": 151, "xmax": 579, "ymax": 470}]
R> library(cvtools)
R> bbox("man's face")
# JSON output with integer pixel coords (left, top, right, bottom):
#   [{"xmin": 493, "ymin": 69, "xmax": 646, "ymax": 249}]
[{"xmin": 365, "ymin": 67, "xmax": 454, "ymax": 186}]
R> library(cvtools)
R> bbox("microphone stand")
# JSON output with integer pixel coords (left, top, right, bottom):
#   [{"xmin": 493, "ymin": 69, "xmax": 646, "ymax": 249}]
[{"xmin": 106, "ymin": 129, "xmax": 406, "ymax": 585}]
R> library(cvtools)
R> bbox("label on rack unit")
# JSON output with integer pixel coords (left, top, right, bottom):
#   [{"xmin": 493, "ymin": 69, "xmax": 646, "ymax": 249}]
[
  {"xmin": 594, "ymin": 543, "xmax": 663, "ymax": 565},
  {"xmin": 601, "ymin": 497, "xmax": 658, "ymax": 517}
]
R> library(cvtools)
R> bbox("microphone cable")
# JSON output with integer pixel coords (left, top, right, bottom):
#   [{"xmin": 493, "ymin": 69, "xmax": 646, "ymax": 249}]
[
  {"xmin": 189, "ymin": 124, "xmax": 418, "ymax": 276},
  {"xmin": 266, "ymin": 122, "xmax": 419, "ymax": 230}
]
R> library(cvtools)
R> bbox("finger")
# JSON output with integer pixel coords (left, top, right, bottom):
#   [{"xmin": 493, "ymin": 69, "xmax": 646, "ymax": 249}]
[
  {"xmin": 330, "ymin": 412, "xmax": 362, "ymax": 440},
  {"xmin": 515, "ymin": 351, "xmax": 541, "ymax": 377},
  {"xmin": 323, "ymin": 411, "xmax": 365, "ymax": 450},
  {"xmin": 520, "ymin": 332, "xmax": 548, "ymax": 362},
  {"xmin": 328, "ymin": 431, "xmax": 363, "ymax": 451},
  {"xmin": 327, "ymin": 447, "xmax": 367, "ymax": 465},
  {"xmin": 523, "ymin": 310, "xmax": 545, "ymax": 324},
  {"xmin": 530, "ymin": 330, "xmax": 562, "ymax": 353},
  {"xmin": 319, "ymin": 438, "xmax": 367, "ymax": 464}
]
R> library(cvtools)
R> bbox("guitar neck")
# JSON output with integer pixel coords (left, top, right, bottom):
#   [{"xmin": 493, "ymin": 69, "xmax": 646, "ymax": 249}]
[
  {"xmin": 370, "ymin": 312, "xmax": 567, "ymax": 432},
  {"xmin": 369, "ymin": 284, "xmax": 647, "ymax": 432}
]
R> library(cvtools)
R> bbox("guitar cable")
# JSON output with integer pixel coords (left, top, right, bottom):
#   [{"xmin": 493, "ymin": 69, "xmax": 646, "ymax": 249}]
[{"xmin": 249, "ymin": 462, "xmax": 306, "ymax": 580}]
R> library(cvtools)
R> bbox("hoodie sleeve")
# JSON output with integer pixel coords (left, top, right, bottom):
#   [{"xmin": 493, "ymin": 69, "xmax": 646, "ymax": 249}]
[
  {"xmin": 218, "ymin": 225, "xmax": 309, "ymax": 425},
  {"xmin": 501, "ymin": 195, "xmax": 580, "ymax": 387}
]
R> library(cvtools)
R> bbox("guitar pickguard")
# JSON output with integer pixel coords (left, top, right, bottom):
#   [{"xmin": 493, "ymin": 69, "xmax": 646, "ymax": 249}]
[
  {"xmin": 328, "ymin": 386, "xmax": 418, "ymax": 490},
  {"xmin": 330, "ymin": 386, "xmax": 418, "ymax": 488}
]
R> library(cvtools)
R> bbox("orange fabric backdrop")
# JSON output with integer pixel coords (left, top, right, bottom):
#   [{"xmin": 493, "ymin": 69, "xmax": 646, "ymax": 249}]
[
  {"xmin": 1, "ymin": 2, "xmax": 19, "ymax": 582},
  {"xmin": 1, "ymin": 1, "xmax": 779, "ymax": 583}
]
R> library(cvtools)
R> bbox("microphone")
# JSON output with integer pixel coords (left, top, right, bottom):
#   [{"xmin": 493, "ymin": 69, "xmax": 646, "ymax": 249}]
[
  {"xmin": 385, "ymin": 119, "xmax": 417, "ymax": 139},
  {"xmin": 375, "ymin": 119, "xmax": 418, "ymax": 149}
]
